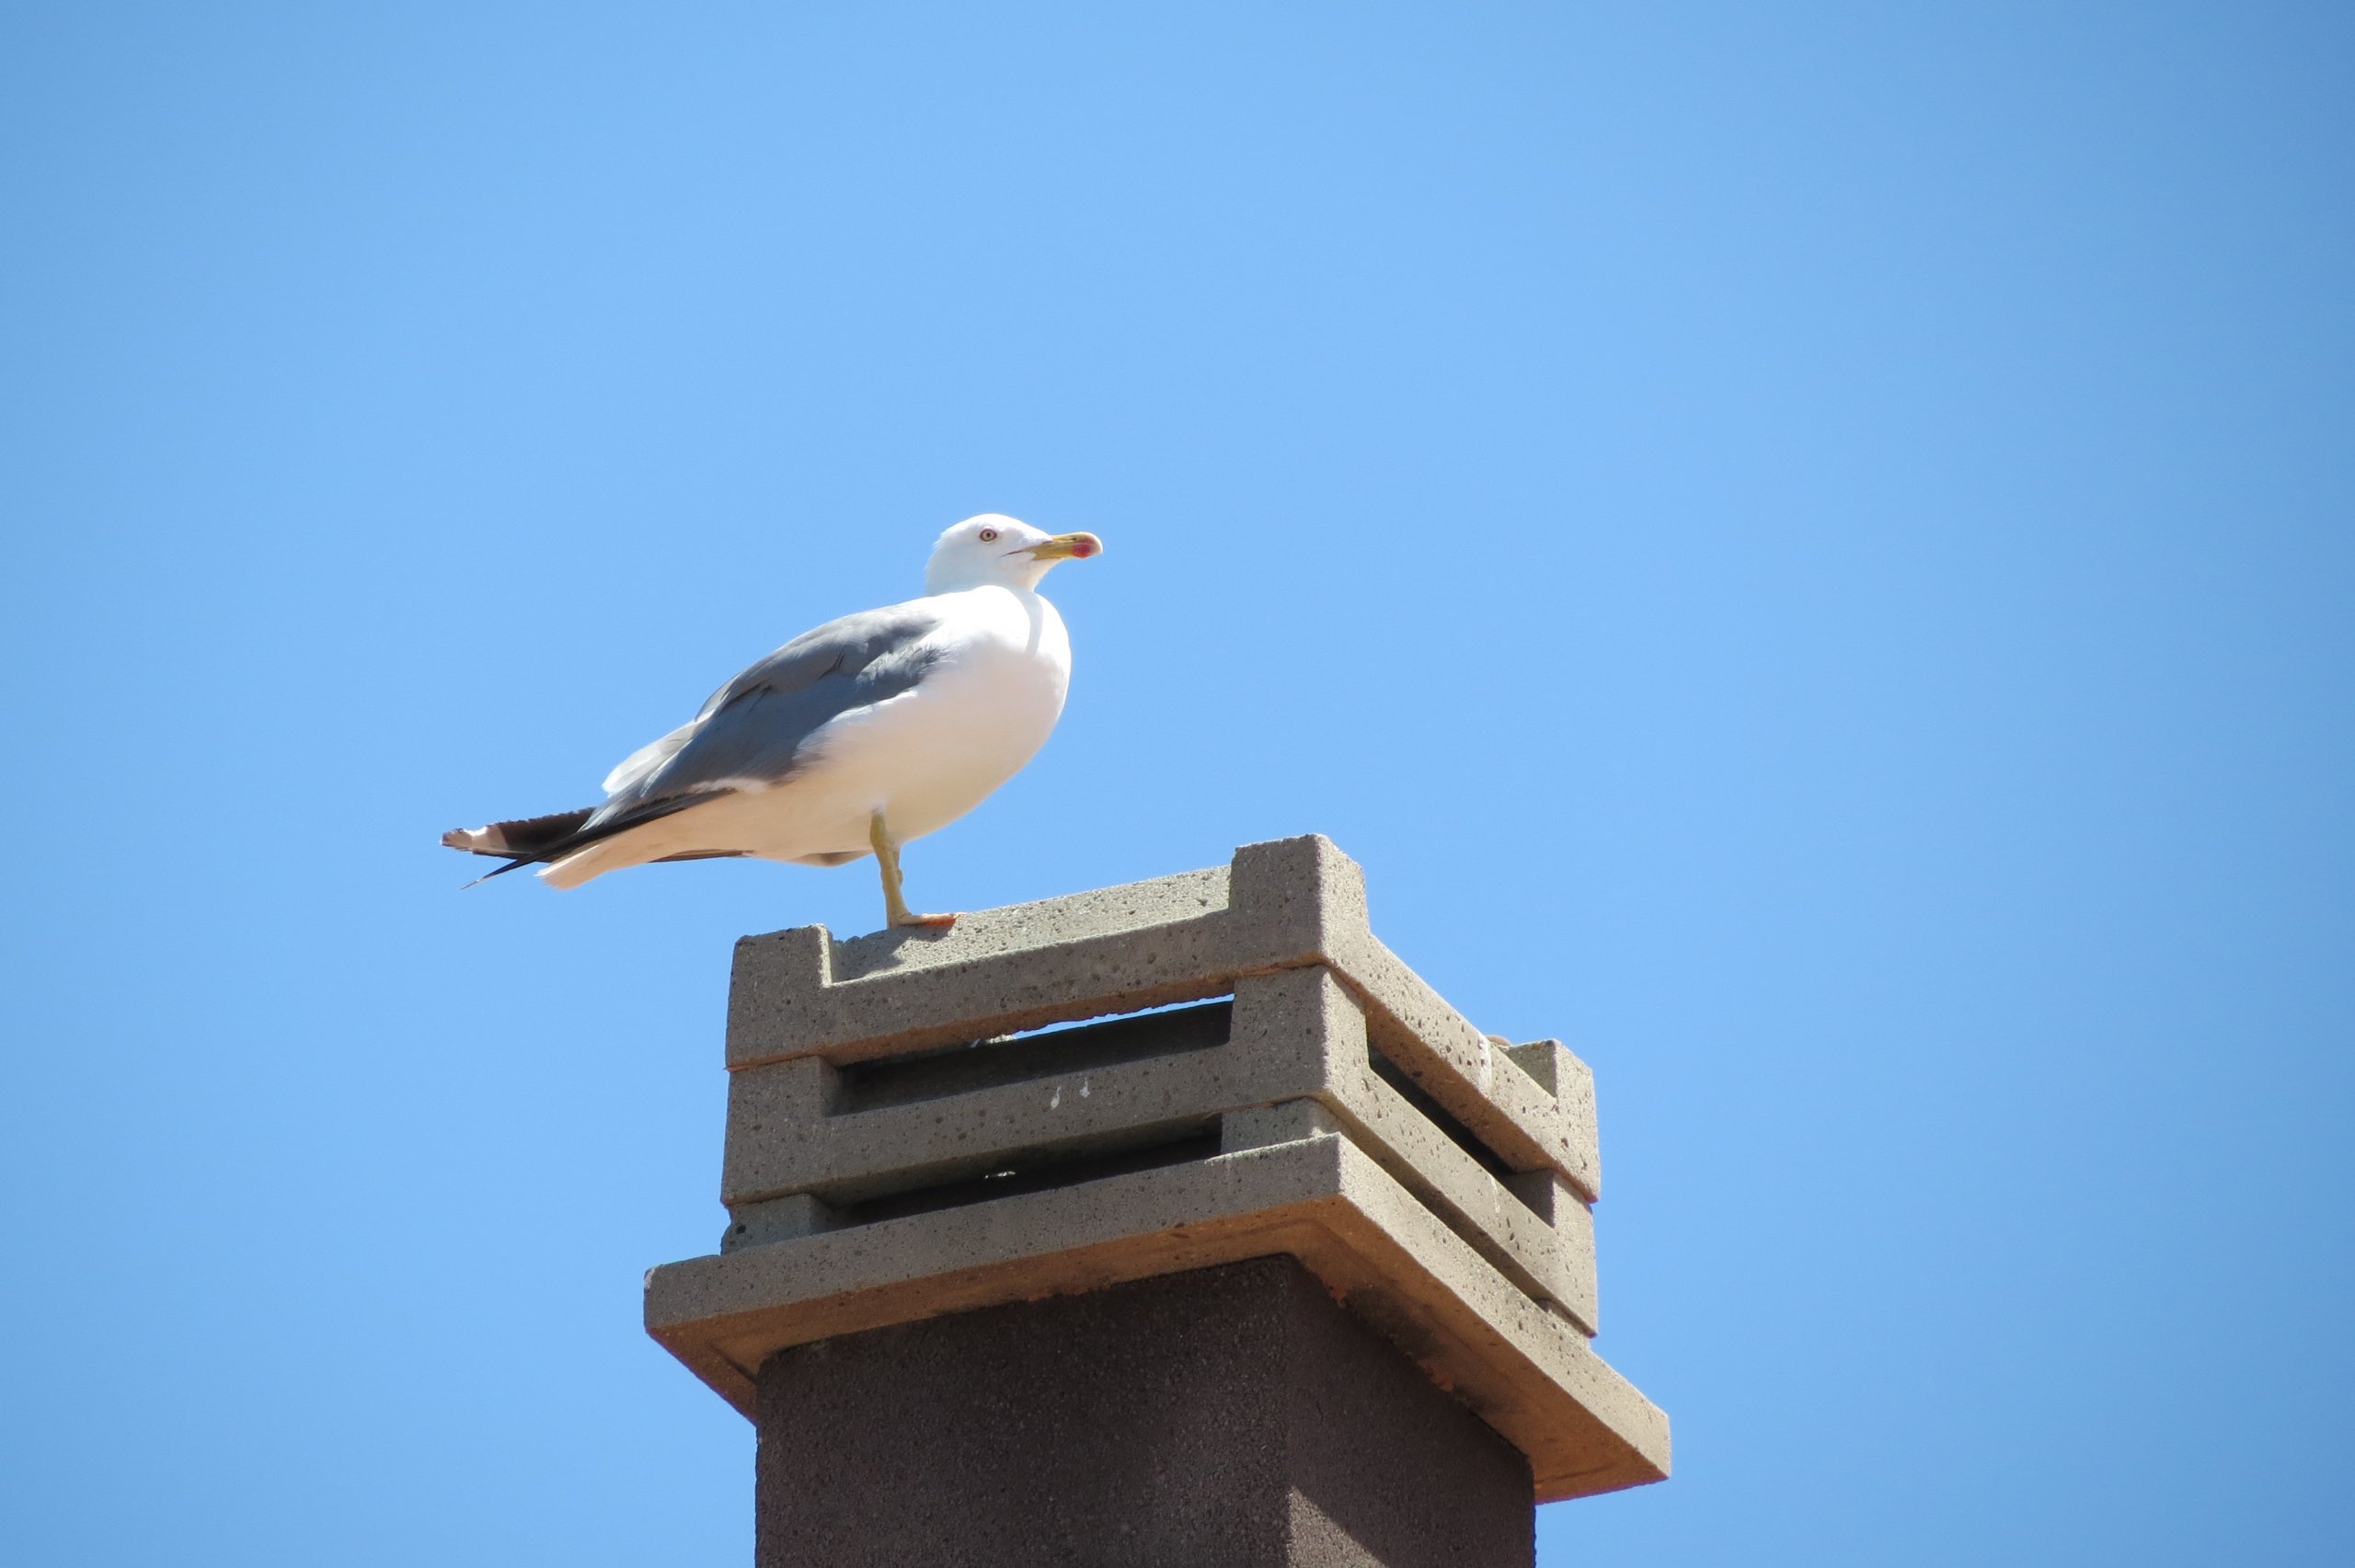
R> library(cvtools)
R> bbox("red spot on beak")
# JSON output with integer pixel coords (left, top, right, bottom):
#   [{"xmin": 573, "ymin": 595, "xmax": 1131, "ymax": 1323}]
[{"xmin": 1036, "ymin": 531, "xmax": 1104, "ymax": 561}]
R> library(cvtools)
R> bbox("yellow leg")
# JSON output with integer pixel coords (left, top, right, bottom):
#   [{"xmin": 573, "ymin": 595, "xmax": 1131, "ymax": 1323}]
[{"xmin": 869, "ymin": 812, "xmax": 958, "ymax": 930}]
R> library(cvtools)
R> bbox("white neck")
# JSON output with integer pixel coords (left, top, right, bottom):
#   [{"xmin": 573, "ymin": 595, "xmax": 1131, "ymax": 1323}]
[{"xmin": 926, "ymin": 563, "xmax": 1053, "ymax": 596}]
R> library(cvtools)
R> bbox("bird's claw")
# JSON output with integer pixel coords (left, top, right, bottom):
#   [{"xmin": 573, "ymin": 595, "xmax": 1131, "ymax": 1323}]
[{"xmin": 893, "ymin": 910, "xmax": 959, "ymax": 930}]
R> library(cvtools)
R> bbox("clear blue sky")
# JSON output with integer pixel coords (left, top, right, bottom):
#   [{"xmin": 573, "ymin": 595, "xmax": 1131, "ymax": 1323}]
[{"xmin": 4, "ymin": 4, "xmax": 2349, "ymax": 1563}]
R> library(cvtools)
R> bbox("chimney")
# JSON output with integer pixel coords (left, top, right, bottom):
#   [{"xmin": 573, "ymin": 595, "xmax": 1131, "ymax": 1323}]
[{"xmin": 646, "ymin": 835, "xmax": 1668, "ymax": 1566}]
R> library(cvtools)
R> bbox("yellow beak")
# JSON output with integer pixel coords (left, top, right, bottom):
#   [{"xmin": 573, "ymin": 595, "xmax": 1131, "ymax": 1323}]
[{"xmin": 1027, "ymin": 532, "xmax": 1104, "ymax": 561}]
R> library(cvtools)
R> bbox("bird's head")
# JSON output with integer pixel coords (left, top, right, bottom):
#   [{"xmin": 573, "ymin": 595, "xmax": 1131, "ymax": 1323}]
[{"xmin": 924, "ymin": 514, "xmax": 1103, "ymax": 595}]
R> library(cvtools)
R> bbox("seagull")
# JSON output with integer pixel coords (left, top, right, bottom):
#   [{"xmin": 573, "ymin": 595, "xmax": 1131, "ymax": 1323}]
[{"xmin": 442, "ymin": 514, "xmax": 1102, "ymax": 929}]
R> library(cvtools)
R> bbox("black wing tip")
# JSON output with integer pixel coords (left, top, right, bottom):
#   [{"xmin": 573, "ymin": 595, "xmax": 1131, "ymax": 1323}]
[
  {"xmin": 441, "ymin": 807, "xmax": 599, "ymax": 860},
  {"xmin": 460, "ymin": 857, "xmax": 537, "ymax": 889},
  {"xmin": 441, "ymin": 795, "xmax": 721, "ymax": 889}
]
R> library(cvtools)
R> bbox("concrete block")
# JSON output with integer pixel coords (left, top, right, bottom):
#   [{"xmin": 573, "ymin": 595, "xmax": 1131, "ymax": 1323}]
[
  {"xmin": 724, "ymin": 867, "xmax": 1239, "ymax": 1067},
  {"xmin": 1336, "ymin": 944, "xmax": 1599, "ymax": 1203},
  {"xmin": 1503, "ymin": 1170, "xmax": 1599, "ymax": 1336},
  {"xmin": 1310, "ymin": 992, "xmax": 1599, "ymax": 1338},
  {"xmin": 1504, "ymin": 1039, "xmax": 1601, "ymax": 1201},
  {"xmin": 1223, "ymin": 1099, "xmax": 1344, "ymax": 1151},
  {"xmin": 723, "ymin": 835, "xmax": 1595, "ymax": 1199},
  {"xmin": 722, "ymin": 1192, "xmax": 839, "ymax": 1252},
  {"xmin": 720, "ymin": 997, "xmax": 1305, "ymax": 1208},
  {"xmin": 651, "ymin": 836, "xmax": 1666, "ymax": 1505},
  {"xmin": 719, "ymin": 966, "xmax": 1595, "ymax": 1336},
  {"xmin": 649, "ymin": 1132, "xmax": 1669, "ymax": 1501}
]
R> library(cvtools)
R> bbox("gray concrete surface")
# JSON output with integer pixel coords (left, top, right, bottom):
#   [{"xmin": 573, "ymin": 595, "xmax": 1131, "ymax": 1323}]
[
  {"xmin": 649, "ymin": 835, "xmax": 1669, "ymax": 1505},
  {"xmin": 651, "ymin": 1126, "xmax": 1668, "ymax": 1499},
  {"xmin": 753, "ymin": 1257, "xmax": 1534, "ymax": 1568},
  {"xmin": 723, "ymin": 835, "xmax": 1600, "ymax": 1201},
  {"xmin": 720, "ymin": 964, "xmax": 1598, "ymax": 1334}
]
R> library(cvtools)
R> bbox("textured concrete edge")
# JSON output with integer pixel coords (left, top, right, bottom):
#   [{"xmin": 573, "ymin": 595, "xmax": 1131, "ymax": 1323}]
[
  {"xmin": 828, "ymin": 865, "xmax": 1237, "ymax": 982},
  {"xmin": 720, "ymin": 834, "xmax": 1601, "ymax": 1200},
  {"xmin": 721, "ymin": 862, "xmax": 1249, "ymax": 1069},
  {"xmin": 1505, "ymin": 1040, "xmax": 1601, "ymax": 1202},
  {"xmin": 649, "ymin": 1137, "xmax": 1350, "ymax": 1386},
  {"xmin": 726, "ymin": 910, "xmax": 1253, "ymax": 1066},
  {"xmin": 1322, "ymin": 1138, "xmax": 1665, "ymax": 1498},
  {"xmin": 718, "ymin": 978, "xmax": 1319, "ymax": 1204},
  {"xmin": 1332, "ymin": 929, "xmax": 1601, "ymax": 1203},
  {"xmin": 644, "ymin": 1134, "xmax": 1668, "ymax": 1501}
]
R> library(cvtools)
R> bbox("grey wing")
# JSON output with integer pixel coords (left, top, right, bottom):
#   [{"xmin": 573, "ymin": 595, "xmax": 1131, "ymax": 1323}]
[{"xmin": 587, "ymin": 601, "xmax": 948, "ymax": 828}]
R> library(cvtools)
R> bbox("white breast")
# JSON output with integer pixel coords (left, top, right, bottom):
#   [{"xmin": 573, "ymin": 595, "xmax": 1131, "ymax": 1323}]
[{"xmin": 754, "ymin": 584, "xmax": 1073, "ymax": 859}]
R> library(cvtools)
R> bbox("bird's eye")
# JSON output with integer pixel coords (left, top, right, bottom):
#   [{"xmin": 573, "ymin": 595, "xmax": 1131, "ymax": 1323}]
[{"xmin": 978, "ymin": 528, "xmax": 999, "ymax": 542}]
